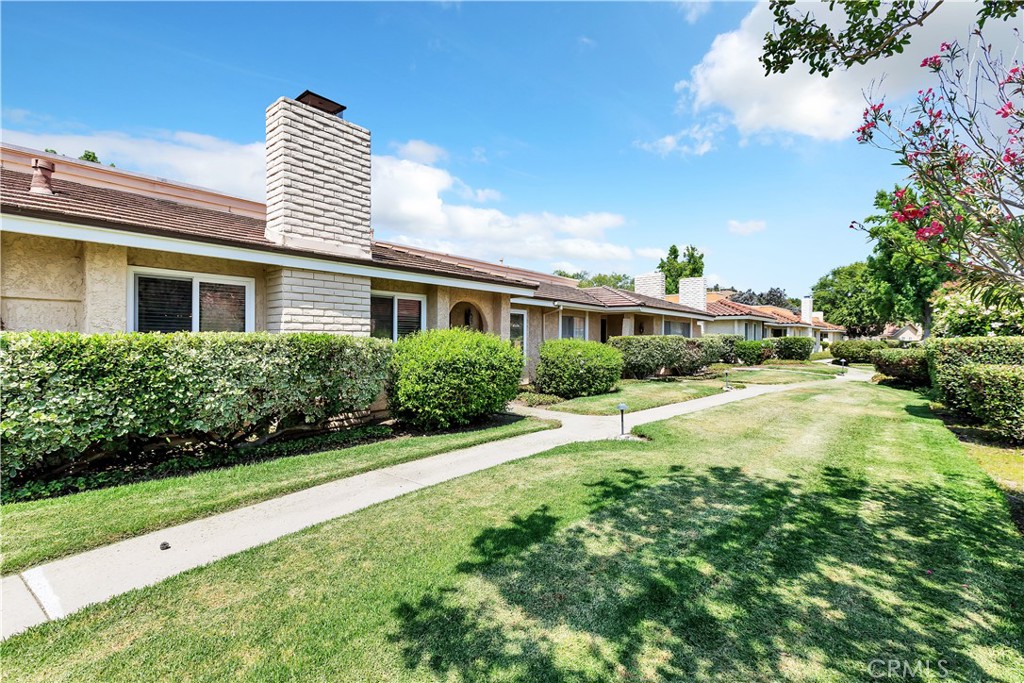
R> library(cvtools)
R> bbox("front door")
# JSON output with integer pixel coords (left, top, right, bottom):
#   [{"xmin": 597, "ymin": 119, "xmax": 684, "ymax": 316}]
[{"xmin": 600, "ymin": 318, "xmax": 608, "ymax": 343}]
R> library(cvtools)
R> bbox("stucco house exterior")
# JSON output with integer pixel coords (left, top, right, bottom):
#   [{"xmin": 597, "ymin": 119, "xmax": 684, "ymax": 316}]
[{"xmin": 0, "ymin": 91, "xmax": 718, "ymax": 378}]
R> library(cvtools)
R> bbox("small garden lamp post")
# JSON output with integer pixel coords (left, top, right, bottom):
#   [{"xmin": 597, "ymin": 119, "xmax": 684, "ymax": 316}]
[
  {"xmin": 724, "ymin": 370, "xmax": 731, "ymax": 391},
  {"xmin": 617, "ymin": 403, "xmax": 628, "ymax": 436}
]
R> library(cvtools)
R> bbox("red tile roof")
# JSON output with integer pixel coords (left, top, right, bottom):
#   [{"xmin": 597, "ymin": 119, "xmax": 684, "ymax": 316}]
[
  {"xmin": 530, "ymin": 283, "xmax": 710, "ymax": 317},
  {"xmin": 706, "ymin": 298, "xmax": 776, "ymax": 320}
]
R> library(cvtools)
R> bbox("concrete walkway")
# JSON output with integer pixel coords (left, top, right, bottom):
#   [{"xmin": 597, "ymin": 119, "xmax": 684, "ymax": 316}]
[{"xmin": 2, "ymin": 370, "xmax": 869, "ymax": 639}]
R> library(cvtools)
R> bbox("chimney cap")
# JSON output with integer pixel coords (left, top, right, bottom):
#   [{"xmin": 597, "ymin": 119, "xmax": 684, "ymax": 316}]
[
  {"xmin": 295, "ymin": 90, "xmax": 346, "ymax": 117},
  {"xmin": 32, "ymin": 158, "xmax": 55, "ymax": 172}
]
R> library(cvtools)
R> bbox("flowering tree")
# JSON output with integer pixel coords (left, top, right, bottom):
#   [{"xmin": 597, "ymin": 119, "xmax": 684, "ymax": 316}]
[
  {"xmin": 932, "ymin": 282, "xmax": 1024, "ymax": 336},
  {"xmin": 855, "ymin": 38, "xmax": 1024, "ymax": 309}
]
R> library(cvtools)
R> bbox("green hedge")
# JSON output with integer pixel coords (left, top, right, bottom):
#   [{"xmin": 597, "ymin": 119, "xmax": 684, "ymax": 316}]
[
  {"xmin": 705, "ymin": 334, "xmax": 743, "ymax": 363},
  {"xmin": 831, "ymin": 339, "xmax": 890, "ymax": 364},
  {"xmin": 871, "ymin": 348, "xmax": 930, "ymax": 386},
  {"xmin": 0, "ymin": 332, "xmax": 392, "ymax": 486},
  {"xmin": 925, "ymin": 336, "xmax": 1024, "ymax": 413},
  {"xmin": 607, "ymin": 336, "xmax": 721, "ymax": 379},
  {"xmin": 388, "ymin": 329, "xmax": 523, "ymax": 430},
  {"xmin": 535, "ymin": 339, "xmax": 623, "ymax": 399},
  {"xmin": 963, "ymin": 364, "xmax": 1024, "ymax": 442},
  {"xmin": 774, "ymin": 336, "xmax": 815, "ymax": 361},
  {"xmin": 735, "ymin": 340, "xmax": 775, "ymax": 366}
]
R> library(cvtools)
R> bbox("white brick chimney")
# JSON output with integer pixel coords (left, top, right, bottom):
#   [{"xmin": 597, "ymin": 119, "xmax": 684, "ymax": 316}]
[
  {"xmin": 265, "ymin": 91, "xmax": 372, "ymax": 259},
  {"xmin": 801, "ymin": 296, "xmax": 813, "ymax": 324},
  {"xmin": 634, "ymin": 272, "xmax": 666, "ymax": 299},
  {"xmin": 676, "ymin": 276, "xmax": 707, "ymax": 311}
]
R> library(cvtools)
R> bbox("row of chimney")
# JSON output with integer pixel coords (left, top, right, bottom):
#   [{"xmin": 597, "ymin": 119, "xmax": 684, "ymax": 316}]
[{"xmin": 634, "ymin": 271, "xmax": 818, "ymax": 323}]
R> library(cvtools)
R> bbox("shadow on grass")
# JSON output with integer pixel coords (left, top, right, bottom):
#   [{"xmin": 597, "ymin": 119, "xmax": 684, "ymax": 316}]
[{"xmin": 390, "ymin": 464, "xmax": 1024, "ymax": 682}]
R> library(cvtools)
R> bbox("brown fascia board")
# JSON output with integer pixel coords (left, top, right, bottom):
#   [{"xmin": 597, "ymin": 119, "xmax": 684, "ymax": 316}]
[{"xmin": 0, "ymin": 203, "xmax": 539, "ymax": 291}]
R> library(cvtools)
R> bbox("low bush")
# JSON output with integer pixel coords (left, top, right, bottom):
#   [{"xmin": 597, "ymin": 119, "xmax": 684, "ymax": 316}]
[
  {"xmin": 925, "ymin": 336, "xmax": 1024, "ymax": 413},
  {"xmin": 705, "ymin": 334, "xmax": 743, "ymax": 363},
  {"xmin": 774, "ymin": 336, "xmax": 815, "ymax": 361},
  {"xmin": 820, "ymin": 340, "xmax": 831, "ymax": 349},
  {"xmin": 831, "ymin": 339, "xmax": 888, "ymax": 364},
  {"xmin": 515, "ymin": 391, "xmax": 563, "ymax": 407},
  {"xmin": 870, "ymin": 348, "xmax": 930, "ymax": 386},
  {"xmin": 0, "ymin": 332, "xmax": 392, "ymax": 487},
  {"xmin": 2, "ymin": 424, "xmax": 394, "ymax": 504},
  {"xmin": 963, "ymin": 364, "xmax": 1024, "ymax": 442},
  {"xmin": 388, "ymin": 329, "xmax": 523, "ymax": 430},
  {"xmin": 735, "ymin": 339, "xmax": 775, "ymax": 366},
  {"xmin": 608, "ymin": 336, "xmax": 721, "ymax": 378},
  {"xmin": 535, "ymin": 339, "xmax": 623, "ymax": 399}
]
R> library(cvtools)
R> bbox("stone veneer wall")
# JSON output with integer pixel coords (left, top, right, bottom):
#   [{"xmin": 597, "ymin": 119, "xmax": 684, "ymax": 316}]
[
  {"xmin": 266, "ymin": 267, "xmax": 371, "ymax": 335},
  {"xmin": 634, "ymin": 271, "xmax": 666, "ymax": 299},
  {"xmin": 676, "ymin": 277, "xmax": 707, "ymax": 312},
  {"xmin": 265, "ymin": 97, "xmax": 372, "ymax": 260}
]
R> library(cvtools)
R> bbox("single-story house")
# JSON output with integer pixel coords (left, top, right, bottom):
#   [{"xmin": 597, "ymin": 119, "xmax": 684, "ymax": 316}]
[
  {"xmin": 880, "ymin": 322, "xmax": 923, "ymax": 343},
  {"xmin": 0, "ymin": 91, "xmax": 715, "ymax": 378}
]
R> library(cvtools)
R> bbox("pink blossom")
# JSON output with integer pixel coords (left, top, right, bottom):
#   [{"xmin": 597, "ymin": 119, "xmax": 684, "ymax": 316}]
[{"xmin": 996, "ymin": 102, "xmax": 1015, "ymax": 118}]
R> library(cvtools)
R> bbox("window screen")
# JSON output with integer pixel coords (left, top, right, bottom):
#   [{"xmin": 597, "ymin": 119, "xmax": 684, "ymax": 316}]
[
  {"xmin": 136, "ymin": 276, "xmax": 192, "ymax": 333},
  {"xmin": 370, "ymin": 296, "xmax": 394, "ymax": 340},
  {"xmin": 396, "ymin": 298, "xmax": 422, "ymax": 338},
  {"xmin": 561, "ymin": 315, "xmax": 585, "ymax": 339},
  {"xmin": 663, "ymin": 320, "xmax": 691, "ymax": 337},
  {"xmin": 510, "ymin": 312, "xmax": 525, "ymax": 349},
  {"xmin": 199, "ymin": 282, "xmax": 246, "ymax": 332}
]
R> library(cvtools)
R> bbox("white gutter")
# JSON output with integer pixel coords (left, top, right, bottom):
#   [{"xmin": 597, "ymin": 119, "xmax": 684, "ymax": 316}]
[
  {"xmin": 2, "ymin": 214, "xmax": 537, "ymax": 297},
  {"xmin": 509, "ymin": 297, "xmax": 713, "ymax": 320}
]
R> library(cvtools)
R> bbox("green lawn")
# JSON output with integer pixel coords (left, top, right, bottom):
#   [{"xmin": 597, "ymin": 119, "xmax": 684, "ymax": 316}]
[
  {"xmin": 547, "ymin": 378, "xmax": 735, "ymax": 415},
  {"xmin": 5, "ymin": 382, "xmax": 1023, "ymax": 682},
  {"xmin": 758, "ymin": 361, "xmax": 847, "ymax": 375},
  {"xmin": 726, "ymin": 368, "xmax": 839, "ymax": 384},
  {"xmin": 1, "ymin": 415, "xmax": 556, "ymax": 575}
]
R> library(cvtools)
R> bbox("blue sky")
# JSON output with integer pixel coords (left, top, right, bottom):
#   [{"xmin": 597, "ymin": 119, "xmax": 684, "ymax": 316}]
[{"xmin": 2, "ymin": 2, "xmax": 1004, "ymax": 295}]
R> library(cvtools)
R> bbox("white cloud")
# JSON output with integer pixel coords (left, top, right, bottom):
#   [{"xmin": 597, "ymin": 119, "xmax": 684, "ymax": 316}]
[
  {"xmin": 705, "ymin": 272, "xmax": 724, "ymax": 287},
  {"xmin": 578, "ymin": 36, "xmax": 597, "ymax": 49},
  {"xmin": 676, "ymin": 1, "xmax": 711, "ymax": 25},
  {"xmin": 635, "ymin": 247, "xmax": 666, "ymax": 259},
  {"xmin": 1, "ymin": 128, "xmax": 266, "ymax": 199},
  {"xmin": 3, "ymin": 119, "xmax": 650, "ymax": 273},
  {"xmin": 636, "ymin": 118, "xmax": 723, "ymax": 156},
  {"xmin": 677, "ymin": 1, "xmax": 1022, "ymax": 142},
  {"xmin": 391, "ymin": 139, "xmax": 448, "ymax": 164},
  {"xmin": 727, "ymin": 219, "xmax": 766, "ymax": 236}
]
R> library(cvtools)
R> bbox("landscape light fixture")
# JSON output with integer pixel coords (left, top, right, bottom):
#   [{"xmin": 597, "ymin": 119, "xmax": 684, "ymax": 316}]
[
  {"xmin": 724, "ymin": 370, "xmax": 731, "ymax": 391},
  {"xmin": 617, "ymin": 403, "xmax": 628, "ymax": 436}
]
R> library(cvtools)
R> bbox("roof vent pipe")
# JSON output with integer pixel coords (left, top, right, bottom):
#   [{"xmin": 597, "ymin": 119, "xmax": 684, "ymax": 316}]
[{"xmin": 30, "ymin": 158, "xmax": 55, "ymax": 195}]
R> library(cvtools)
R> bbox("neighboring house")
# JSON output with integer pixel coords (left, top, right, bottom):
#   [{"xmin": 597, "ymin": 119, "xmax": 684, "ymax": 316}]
[
  {"xmin": 753, "ymin": 302, "xmax": 846, "ymax": 349},
  {"xmin": 880, "ymin": 322, "xmax": 923, "ymax": 343},
  {"xmin": 0, "ymin": 91, "xmax": 712, "ymax": 378},
  {"xmin": 647, "ymin": 276, "xmax": 846, "ymax": 350}
]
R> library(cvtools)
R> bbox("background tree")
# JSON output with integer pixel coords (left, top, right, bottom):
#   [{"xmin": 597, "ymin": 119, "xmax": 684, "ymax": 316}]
[
  {"xmin": 758, "ymin": 287, "xmax": 796, "ymax": 310},
  {"xmin": 811, "ymin": 262, "xmax": 887, "ymax": 337},
  {"xmin": 761, "ymin": 0, "xmax": 1020, "ymax": 77},
  {"xmin": 553, "ymin": 270, "xmax": 634, "ymax": 291},
  {"xmin": 862, "ymin": 188, "xmax": 952, "ymax": 337},
  {"xmin": 657, "ymin": 244, "xmax": 705, "ymax": 294},
  {"xmin": 731, "ymin": 289, "xmax": 760, "ymax": 305}
]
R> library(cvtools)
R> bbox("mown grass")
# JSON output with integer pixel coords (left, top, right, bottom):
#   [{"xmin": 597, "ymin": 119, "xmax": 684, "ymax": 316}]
[
  {"xmin": 1, "ymin": 415, "xmax": 556, "ymax": 574},
  {"xmin": 726, "ymin": 368, "xmax": 839, "ymax": 384},
  {"xmin": 5, "ymin": 382, "xmax": 1022, "ymax": 682},
  {"xmin": 547, "ymin": 378, "xmax": 736, "ymax": 415}
]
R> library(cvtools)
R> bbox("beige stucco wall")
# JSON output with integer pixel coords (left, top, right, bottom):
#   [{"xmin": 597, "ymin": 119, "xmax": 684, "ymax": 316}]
[
  {"xmin": 1, "ymin": 233, "xmax": 87, "ymax": 331},
  {"xmin": 129, "ymin": 248, "xmax": 269, "ymax": 331},
  {"xmin": 83, "ymin": 243, "xmax": 128, "ymax": 332}
]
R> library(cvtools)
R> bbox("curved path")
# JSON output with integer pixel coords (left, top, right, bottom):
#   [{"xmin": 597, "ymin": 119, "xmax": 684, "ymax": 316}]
[{"xmin": 2, "ymin": 365, "xmax": 872, "ymax": 639}]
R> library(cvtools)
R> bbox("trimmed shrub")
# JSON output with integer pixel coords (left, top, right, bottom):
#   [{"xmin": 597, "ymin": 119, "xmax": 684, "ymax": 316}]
[
  {"xmin": 535, "ymin": 339, "xmax": 623, "ymax": 399},
  {"xmin": 870, "ymin": 348, "xmax": 930, "ymax": 386},
  {"xmin": 607, "ymin": 337, "xmax": 674, "ymax": 378},
  {"xmin": 774, "ymin": 336, "xmax": 815, "ymax": 361},
  {"xmin": 705, "ymin": 334, "xmax": 743, "ymax": 363},
  {"xmin": 831, "ymin": 339, "xmax": 888, "ymax": 364},
  {"xmin": 735, "ymin": 340, "xmax": 775, "ymax": 366},
  {"xmin": 607, "ymin": 336, "xmax": 721, "ymax": 378},
  {"xmin": 925, "ymin": 336, "xmax": 1024, "ymax": 413},
  {"xmin": 388, "ymin": 328, "xmax": 523, "ymax": 430},
  {"xmin": 963, "ymin": 364, "xmax": 1024, "ymax": 442},
  {"xmin": 0, "ymin": 332, "xmax": 392, "ymax": 486}
]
